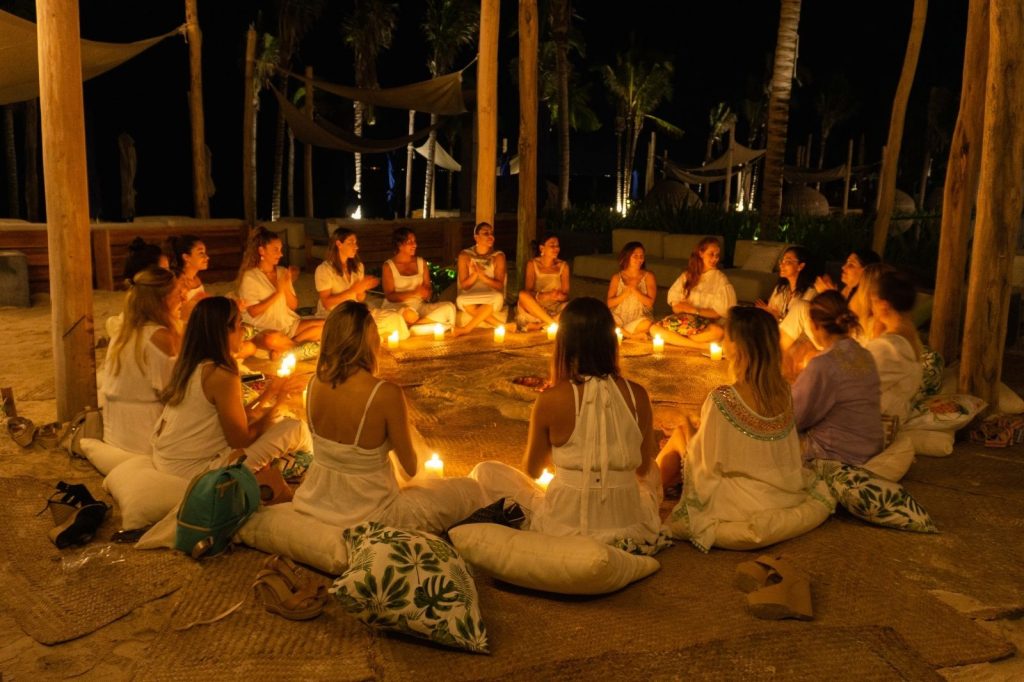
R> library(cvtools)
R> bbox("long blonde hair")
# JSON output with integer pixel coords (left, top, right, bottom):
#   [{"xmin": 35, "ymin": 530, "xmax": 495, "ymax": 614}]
[
  {"xmin": 316, "ymin": 301, "xmax": 379, "ymax": 387},
  {"xmin": 107, "ymin": 266, "xmax": 178, "ymax": 377},
  {"xmin": 725, "ymin": 306, "xmax": 791, "ymax": 416},
  {"xmin": 237, "ymin": 226, "xmax": 281, "ymax": 283},
  {"xmin": 848, "ymin": 263, "xmax": 890, "ymax": 331}
]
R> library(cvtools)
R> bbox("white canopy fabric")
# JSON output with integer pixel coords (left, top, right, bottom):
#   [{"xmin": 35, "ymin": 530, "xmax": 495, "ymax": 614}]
[
  {"xmin": 0, "ymin": 10, "xmax": 181, "ymax": 105},
  {"xmin": 415, "ymin": 140, "xmax": 461, "ymax": 172}
]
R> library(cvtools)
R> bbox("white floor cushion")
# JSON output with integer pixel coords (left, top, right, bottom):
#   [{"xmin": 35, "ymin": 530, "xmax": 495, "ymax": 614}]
[
  {"xmin": 80, "ymin": 437, "xmax": 145, "ymax": 475},
  {"xmin": 862, "ymin": 434, "xmax": 916, "ymax": 481},
  {"xmin": 237, "ymin": 503, "xmax": 348, "ymax": 574},
  {"xmin": 103, "ymin": 456, "xmax": 188, "ymax": 530}
]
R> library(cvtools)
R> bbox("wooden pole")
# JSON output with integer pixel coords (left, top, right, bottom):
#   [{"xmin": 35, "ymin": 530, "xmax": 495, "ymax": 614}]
[
  {"xmin": 723, "ymin": 138, "xmax": 734, "ymax": 212},
  {"xmin": 185, "ymin": 0, "xmax": 209, "ymax": 219},
  {"xmin": 872, "ymin": 0, "xmax": 928, "ymax": 255},
  {"xmin": 475, "ymin": 0, "xmax": 499, "ymax": 229},
  {"xmin": 242, "ymin": 25, "xmax": 257, "ymax": 230},
  {"xmin": 517, "ymin": 0, "xmax": 539, "ymax": 289},
  {"xmin": 842, "ymin": 138, "xmax": 853, "ymax": 215},
  {"xmin": 644, "ymin": 131, "xmax": 656, "ymax": 195},
  {"xmin": 304, "ymin": 66, "xmax": 314, "ymax": 218},
  {"xmin": 930, "ymin": 0, "xmax": 988, "ymax": 362},
  {"xmin": 405, "ymin": 110, "xmax": 415, "ymax": 218},
  {"xmin": 959, "ymin": 0, "xmax": 1023, "ymax": 404},
  {"xmin": 36, "ymin": 0, "xmax": 97, "ymax": 420}
]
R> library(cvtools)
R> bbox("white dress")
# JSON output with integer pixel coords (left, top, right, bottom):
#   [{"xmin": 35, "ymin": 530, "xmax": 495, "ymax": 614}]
[
  {"xmin": 315, "ymin": 261, "xmax": 407, "ymax": 337},
  {"xmin": 292, "ymin": 379, "xmax": 483, "ymax": 534},
  {"xmin": 238, "ymin": 267, "xmax": 301, "ymax": 337},
  {"xmin": 674, "ymin": 385, "xmax": 817, "ymax": 552},
  {"xmin": 771, "ymin": 287, "xmax": 817, "ymax": 345},
  {"xmin": 866, "ymin": 333, "xmax": 923, "ymax": 423},
  {"xmin": 610, "ymin": 272, "xmax": 653, "ymax": 333},
  {"xmin": 380, "ymin": 257, "xmax": 456, "ymax": 328},
  {"xmin": 151, "ymin": 362, "xmax": 311, "ymax": 480},
  {"xmin": 101, "ymin": 324, "xmax": 176, "ymax": 455},
  {"xmin": 517, "ymin": 259, "xmax": 567, "ymax": 327},
  {"xmin": 457, "ymin": 247, "xmax": 507, "ymax": 314},
  {"xmin": 666, "ymin": 269, "xmax": 737, "ymax": 319},
  {"xmin": 471, "ymin": 376, "xmax": 662, "ymax": 547}
]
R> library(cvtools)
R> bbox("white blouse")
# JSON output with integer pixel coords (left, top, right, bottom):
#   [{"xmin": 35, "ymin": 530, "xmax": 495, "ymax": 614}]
[
  {"xmin": 314, "ymin": 261, "xmax": 365, "ymax": 317},
  {"xmin": 666, "ymin": 268, "xmax": 737, "ymax": 318}
]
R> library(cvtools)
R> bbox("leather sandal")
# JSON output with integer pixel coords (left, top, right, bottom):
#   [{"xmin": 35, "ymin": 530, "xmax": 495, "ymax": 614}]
[
  {"xmin": 745, "ymin": 555, "xmax": 814, "ymax": 621},
  {"xmin": 7, "ymin": 416, "xmax": 36, "ymax": 448},
  {"xmin": 42, "ymin": 481, "xmax": 111, "ymax": 549},
  {"xmin": 253, "ymin": 555, "xmax": 327, "ymax": 621},
  {"xmin": 734, "ymin": 556, "xmax": 777, "ymax": 593},
  {"xmin": 35, "ymin": 421, "xmax": 64, "ymax": 450}
]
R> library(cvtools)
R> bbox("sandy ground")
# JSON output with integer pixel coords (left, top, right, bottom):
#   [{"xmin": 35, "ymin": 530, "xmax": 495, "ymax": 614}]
[{"xmin": 0, "ymin": 274, "xmax": 1022, "ymax": 680}]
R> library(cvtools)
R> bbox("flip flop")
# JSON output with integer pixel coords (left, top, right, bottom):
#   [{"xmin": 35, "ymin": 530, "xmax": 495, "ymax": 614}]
[
  {"xmin": 745, "ymin": 555, "xmax": 814, "ymax": 621},
  {"xmin": 7, "ymin": 416, "xmax": 36, "ymax": 448},
  {"xmin": 253, "ymin": 555, "xmax": 327, "ymax": 621}
]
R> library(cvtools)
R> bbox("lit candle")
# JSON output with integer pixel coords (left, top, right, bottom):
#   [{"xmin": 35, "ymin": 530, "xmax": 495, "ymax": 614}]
[
  {"xmin": 494, "ymin": 325, "xmax": 506, "ymax": 343},
  {"xmin": 709, "ymin": 342, "xmax": 723, "ymax": 361},
  {"xmin": 615, "ymin": 327, "xmax": 623, "ymax": 345},
  {"xmin": 424, "ymin": 452, "xmax": 445, "ymax": 478},
  {"xmin": 387, "ymin": 330, "xmax": 400, "ymax": 349},
  {"xmin": 276, "ymin": 352, "xmax": 296, "ymax": 377},
  {"xmin": 535, "ymin": 468, "xmax": 554, "ymax": 491},
  {"xmin": 433, "ymin": 323, "xmax": 445, "ymax": 341},
  {"xmin": 546, "ymin": 323, "xmax": 559, "ymax": 341},
  {"xmin": 652, "ymin": 334, "xmax": 665, "ymax": 356}
]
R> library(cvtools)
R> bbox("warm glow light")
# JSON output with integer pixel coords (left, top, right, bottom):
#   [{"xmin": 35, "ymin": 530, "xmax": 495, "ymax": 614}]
[
  {"xmin": 709, "ymin": 342, "xmax": 723, "ymax": 361},
  {"xmin": 433, "ymin": 323, "xmax": 445, "ymax": 341},
  {"xmin": 276, "ymin": 353, "xmax": 296, "ymax": 377},
  {"xmin": 494, "ymin": 325, "xmax": 506, "ymax": 343},
  {"xmin": 652, "ymin": 334, "xmax": 665, "ymax": 356},
  {"xmin": 615, "ymin": 327, "xmax": 623, "ymax": 345},
  {"xmin": 387, "ymin": 330, "xmax": 400, "ymax": 349},
  {"xmin": 350, "ymin": 206, "xmax": 362, "ymax": 220},
  {"xmin": 546, "ymin": 323, "xmax": 559, "ymax": 341},
  {"xmin": 535, "ymin": 468, "xmax": 554, "ymax": 491},
  {"xmin": 424, "ymin": 452, "xmax": 444, "ymax": 478}
]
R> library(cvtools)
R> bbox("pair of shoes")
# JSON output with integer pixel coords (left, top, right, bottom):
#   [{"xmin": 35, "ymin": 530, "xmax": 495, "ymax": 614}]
[
  {"xmin": 42, "ymin": 481, "xmax": 110, "ymax": 549},
  {"xmin": 7, "ymin": 416, "xmax": 36, "ymax": 447},
  {"xmin": 253, "ymin": 555, "xmax": 328, "ymax": 620},
  {"xmin": 734, "ymin": 555, "xmax": 813, "ymax": 620},
  {"xmin": 35, "ymin": 422, "xmax": 64, "ymax": 450}
]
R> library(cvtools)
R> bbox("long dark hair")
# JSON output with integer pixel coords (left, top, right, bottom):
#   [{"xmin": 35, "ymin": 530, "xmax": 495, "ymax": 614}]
[
  {"xmin": 161, "ymin": 297, "xmax": 239, "ymax": 407},
  {"xmin": 809, "ymin": 290, "xmax": 862, "ymax": 337},
  {"xmin": 552, "ymin": 297, "xmax": 619, "ymax": 384},
  {"xmin": 164, "ymin": 234, "xmax": 203, "ymax": 273},
  {"xmin": 617, "ymin": 241, "xmax": 645, "ymax": 272},
  {"xmin": 530, "ymin": 232, "xmax": 559, "ymax": 258},
  {"xmin": 392, "ymin": 226, "xmax": 415, "ymax": 251},
  {"xmin": 325, "ymin": 227, "xmax": 361, "ymax": 277},
  {"xmin": 771, "ymin": 246, "xmax": 815, "ymax": 298},
  {"xmin": 121, "ymin": 237, "xmax": 165, "ymax": 285},
  {"xmin": 237, "ymin": 226, "xmax": 281, "ymax": 283},
  {"xmin": 684, "ymin": 237, "xmax": 721, "ymax": 297}
]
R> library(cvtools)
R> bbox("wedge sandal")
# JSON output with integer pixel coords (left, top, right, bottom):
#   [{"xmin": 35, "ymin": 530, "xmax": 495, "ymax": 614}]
[
  {"xmin": 745, "ymin": 555, "xmax": 813, "ymax": 621},
  {"xmin": 42, "ymin": 481, "xmax": 110, "ymax": 549},
  {"xmin": 734, "ymin": 555, "xmax": 778, "ymax": 593},
  {"xmin": 253, "ymin": 555, "xmax": 327, "ymax": 621},
  {"xmin": 7, "ymin": 416, "xmax": 35, "ymax": 448},
  {"xmin": 35, "ymin": 421, "xmax": 64, "ymax": 450}
]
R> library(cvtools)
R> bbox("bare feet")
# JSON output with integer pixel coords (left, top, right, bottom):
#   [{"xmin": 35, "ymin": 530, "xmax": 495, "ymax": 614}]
[
  {"xmin": 451, "ymin": 326, "xmax": 471, "ymax": 338},
  {"xmin": 401, "ymin": 308, "xmax": 419, "ymax": 325},
  {"xmin": 523, "ymin": 321, "xmax": 544, "ymax": 332}
]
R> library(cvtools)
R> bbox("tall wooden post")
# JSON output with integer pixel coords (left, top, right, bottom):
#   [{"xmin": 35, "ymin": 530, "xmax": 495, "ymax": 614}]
[
  {"xmin": 960, "ymin": 0, "xmax": 1024, "ymax": 406},
  {"xmin": 304, "ymin": 66, "xmax": 315, "ymax": 218},
  {"xmin": 516, "ymin": 0, "xmax": 539, "ymax": 288},
  {"xmin": 36, "ymin": 0, "xmax": 96, "ymax": 420},
  {"xmin": 930, "ymin": 0, "xmax": 988, "ymax": 363},
  {"xmin": 841, "ymin": 139, "xmax": 853, "ymax": 215},
  {"xmin": 185, "ymin": 0, "xmax": 209, "ymax": 218},
  {"xmin": 475, "ymin": 0, "xmax": 499, "ymax": 229},
  {"xmin": 723, "ymin": 139, "xmax": 734, "ymax": 212},
  {"xmin": 644, "ymin": 131, "xmax": 656, "ymax": 195},
  {"xmin": 242, "ymin": 25, "xmax": 257, "ymax": 230},
  {"xmin": 405, "ymin": 110, "xmax": 415, "ymax": 218}
]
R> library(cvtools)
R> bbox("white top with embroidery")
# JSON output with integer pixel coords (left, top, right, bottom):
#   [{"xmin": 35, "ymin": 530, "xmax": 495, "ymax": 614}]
[{"xmin": 666, "ymin": 268, "xmax": 737, "ymax": 318}]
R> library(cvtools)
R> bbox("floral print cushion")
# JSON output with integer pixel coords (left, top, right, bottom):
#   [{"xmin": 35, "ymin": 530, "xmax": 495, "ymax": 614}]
[
  {"xmin": 813, "ymin": 459, "xmax": 937, "ymax": 533},
  {"xmin": 912, "ymin": 345, "xmax": 945, "ymax": 406},
  {"xmin": 331, "ymin": 522, "xmax": 489, "ymax": 654}
]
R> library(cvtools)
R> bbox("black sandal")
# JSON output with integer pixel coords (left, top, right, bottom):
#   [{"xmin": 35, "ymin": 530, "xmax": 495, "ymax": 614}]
[{"xmin": 41, "ymin": 481, "xmax": 110, "ymax": 548}]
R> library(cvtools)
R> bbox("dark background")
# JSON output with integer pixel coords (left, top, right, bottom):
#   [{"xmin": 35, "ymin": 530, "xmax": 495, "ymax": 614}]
[{"xmin": 0, "ymin": 1, "xmax": 968, "ymax": 221}]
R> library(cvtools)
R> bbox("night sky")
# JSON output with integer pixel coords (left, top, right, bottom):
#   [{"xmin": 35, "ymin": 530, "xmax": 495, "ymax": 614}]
[{"xmin": 0, "ymin": 1, "xmax": 968, "ymax": 220}]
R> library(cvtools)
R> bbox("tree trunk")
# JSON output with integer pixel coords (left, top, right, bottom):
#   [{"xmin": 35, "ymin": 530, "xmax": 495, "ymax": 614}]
[
  {"xmin": 930, "ymin": 0, "xmax": 989, "ymax": 363},
  {"xmin": 960, "ymin": 0, "xmax": 1024, "ymax": 405},
  {"xmin": 624, "ymin": 120, "xmax": 641, "ymax": 211},
  {"xmin": 517, "ymin": 0, "xmax": 539, "ymax": 289},
  {"xmin": 872, "ymin": 0, "xmax": 928, "ymax": 255},
  {"xmin": 24, "ymin": 99, "xmax": 39, "ymax": 222},
  {"xmin": 476, "ymin": 0, "xmax": 499, "ymax": 228},
  {"xmin": 645, "ymin": 131, "xmax": 656, "ymax": 195},
  {"xmin": 551, "ymin": 0, "xmax": 571, "ymax": 211},
  {"xmin": 304, "ymin": 66, "xmax": 314, "ymax": 218},
  {"xmin": 423, "ymin": 115, "xmax": 437, "ymax": 219},
  {"xmin": 242, "ymin": 25, "xmax": 257, "ymax": 228},
  {"xmin": 287, "ymin": 126, "xmax": 295, "ymax": 217},
  {"xmin": 37, "ymin": 0, "xmax": 97, "ymax": 419},
  {"xmin": 614, "ymin": 127, "xmax": 623, "ymax": 213},
  {"xmin": 271, "ymin": 98, "xmax": 286, "ymax": 222},
  {"xmin": 4, "ymin": 106, "xmax": 19, "ymax": 218},
  {"xmin": 185, "ymin": 0, "xmax": 210, "ymax": 219},
  {"xmin": 354, "ymin": 100, "xmax": 364, "ymax": 216},
  {"xmin": 759, "ymin": 0, "xmax": 802, "ymax": 236},
  {"xmin": 405, "ymin": 110, "xmax": 415, "ymax": 217}
]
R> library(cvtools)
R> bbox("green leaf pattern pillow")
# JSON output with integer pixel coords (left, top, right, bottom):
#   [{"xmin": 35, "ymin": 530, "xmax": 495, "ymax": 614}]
[
  {"xmin": 331, "ymin": 522, "xmax": 489, "ymax": 654},
  {"xmin": 813, "ymin": 459, "xmax": 938, "ymax": 533}
]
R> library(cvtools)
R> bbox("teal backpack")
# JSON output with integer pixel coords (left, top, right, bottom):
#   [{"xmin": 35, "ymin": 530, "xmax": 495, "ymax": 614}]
[{"xmin": 175, "ymin": 459, "xmax": 260, "ymax": 559}]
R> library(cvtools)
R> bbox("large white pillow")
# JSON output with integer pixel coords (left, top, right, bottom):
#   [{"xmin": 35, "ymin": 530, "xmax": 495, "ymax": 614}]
[
  {"xmin": 861, "ymin": 434, "xmax": 915, "ymax": 481},
  {"xmin": 742, "ymin": 242, "xmax": 784, "ymax": 272},
  {"xmin": 904, "ymin": 394, "xmax": 987, "ymax": 432},
  {"xmin": 904, "ymin": 428, "xmax": 954, "ymax": 457},
  {"xmin": 80, "ymin": 437, "xmax": 145, "ymax": 476},
  {"xmin": 103, "ymin": 456, "xmax": 189, "ymax": 530},
  {"xmin": 236, "ymin": 503, "xmax": 348, "ymax": 574},
  {"xmin": 939, "ymin": 365, "xmax": 1024, "ymax": 414},
  {"xmin": 448, "ymin": 523, "xmax": 659, "ymax": 595}
]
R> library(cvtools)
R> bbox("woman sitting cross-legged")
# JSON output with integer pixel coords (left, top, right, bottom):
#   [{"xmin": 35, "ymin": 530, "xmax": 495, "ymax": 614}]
[
  {"xmin": 380, "ymin": 227, "xmax": 458, "ymax": 334},
  {"xmin": 101, "ymin": 266, "xmax": 183, "ymax": 455},
  {"xmin": 865, "ymin": 267, "xmax": 926, "ymax": 425},
  {"xmin": 237, "ymin": 227, "xmax": 324, "ymax": 358},
  {"xmin": 792, "ymin": 291, "xmax": 883, "ymax": 466},
  {"xmin": 656, "ymin": 307, "xmax": 823, "ymax": 551},
  {"xmin": 456, "ymin": 221, "xmax": 509, "ymax": 335},
  {"xmin": 152, "ymin": 297, "xmax": 312, "ymax": 480},
  {"xmin": 756, "ymin": 246, "xmax": 818, "ymax": 351},
  {"xmin": 516, "ymin": 232, "xmax": 570, "ymax": 331},
  {"xmin": 164, "ymin": 234, "xmax": 209, "ymax": 325},
  {"xmin": 292, "ymin": 301, "xmax": 484, "ymax": 534},
  {"xmin": 607, "ymin": 240, "xmax": 656, "ymax": 340},
  {"xmin": 470, "ymin": 297, "xmax": 663, "ymax": 550},
  {"xmin": 651, "ymin": 236, "xmax": 736, "ymax": 349}
]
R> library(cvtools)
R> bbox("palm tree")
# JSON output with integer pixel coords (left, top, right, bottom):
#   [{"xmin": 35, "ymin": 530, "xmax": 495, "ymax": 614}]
[
  {"xmin": 270, "ymin": 0, "xmax": 325, "ymax": 222},
  {"xmin": 759, "ymin": 0, "xmax": 801, "ymax": 234},
  {"xmin": 813, "ymin": 74, "xmax": 857, "ymax": 171},
  {"xmin": 342, "ymin": 0, "xmax": 397, "ymax": 217},
  {"xmin": 549, "ymin": 0, "xmax": 572, "ymax": 210},
  {"xmin": 601, "ymin": 43, "xmax": 681, "ymax": 214},
  {"xmin": 421, "ymin": 0, "xmax": 479, "ymax": 218}
]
